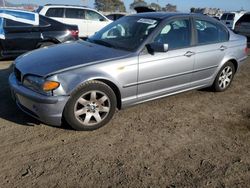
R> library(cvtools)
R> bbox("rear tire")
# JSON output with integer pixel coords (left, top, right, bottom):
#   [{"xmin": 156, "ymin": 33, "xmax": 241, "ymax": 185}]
[
  {"xmin": 212, "ymin": 61, "xmax": 235, "ymax": 92},
  {"xmin": 63, "ymin": 81, "xmax": 117, "ymax": 131}
]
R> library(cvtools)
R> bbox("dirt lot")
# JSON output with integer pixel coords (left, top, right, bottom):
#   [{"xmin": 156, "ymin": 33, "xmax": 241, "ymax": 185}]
[{"xmin": 0, "ymin": 55, "xmax": 249, "ymax": 188}]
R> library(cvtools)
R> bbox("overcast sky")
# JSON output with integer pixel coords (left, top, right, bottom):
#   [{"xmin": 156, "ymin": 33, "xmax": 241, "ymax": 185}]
[{"xmin": 9, "ymin": 0, "xmax": 250, "ymax": 12}]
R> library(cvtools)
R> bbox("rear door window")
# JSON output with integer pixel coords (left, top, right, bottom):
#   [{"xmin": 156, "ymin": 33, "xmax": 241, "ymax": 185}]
[
  {"xmin": 45, "ymin": 8, "xmax": 64, "ymax": 18},
  {"xmin": 195, "ymin": 19, "xmax": 229, "ymax": 45},
  {"xmin": 65, "ymin": 8, "xmax": 85, "ymax": 19}
]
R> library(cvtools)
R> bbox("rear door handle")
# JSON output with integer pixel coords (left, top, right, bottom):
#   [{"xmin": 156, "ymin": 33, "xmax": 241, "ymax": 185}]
[
  {"xmin": 184, "ymin": 51, "xmax": 195, "ymax": 57},
  {"xmin": 219, "ymin": 45, "xmax": 227, "ymax": 51}
]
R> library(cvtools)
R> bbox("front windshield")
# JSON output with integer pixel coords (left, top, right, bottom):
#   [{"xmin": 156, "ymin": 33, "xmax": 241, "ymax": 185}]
[{"xmin": 88, "ymin": 16, "xmax": 160, "ymax": 51}]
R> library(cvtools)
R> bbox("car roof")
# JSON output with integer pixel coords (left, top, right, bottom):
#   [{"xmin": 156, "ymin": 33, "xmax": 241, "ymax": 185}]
[
  {"xmin": 130, "ymin": 12, "xmax": 204, "ymax": 20},
  {"xmin": 42, "ymin": 4, "xmax": 95, "ymax": 11}
]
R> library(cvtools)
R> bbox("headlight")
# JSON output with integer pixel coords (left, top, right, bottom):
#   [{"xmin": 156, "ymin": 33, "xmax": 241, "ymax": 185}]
[{"xmin": 23, "ymin": 75, "xmax": 60, "ymax": 94}]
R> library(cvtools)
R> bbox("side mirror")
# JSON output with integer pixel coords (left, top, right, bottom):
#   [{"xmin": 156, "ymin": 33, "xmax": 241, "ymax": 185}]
[
  {"xmin": 100, "ymin": 18, "xmax": 106, "ymax": 22},
  {"xmin": 146, "ymin": 42, "xmax": 169, "ymax": 54}
]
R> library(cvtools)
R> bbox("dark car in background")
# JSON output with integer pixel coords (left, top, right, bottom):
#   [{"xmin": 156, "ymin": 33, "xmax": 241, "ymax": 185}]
[
  {"xmin": 106, "ymin": 13, "xmax": 126, "ymax": 21},
  {"xmin": 235, "ymin": 13, "xmax": 250, "ymax": 42},
  {"xmin": 0, "ymin": 15, "xmax": 79, "ymax": 59}
]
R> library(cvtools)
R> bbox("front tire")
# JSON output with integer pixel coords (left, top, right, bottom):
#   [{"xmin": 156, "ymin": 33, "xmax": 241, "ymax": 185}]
[
  {"xmin": 63, "ymin": 81, "xmax": 117, "ymax": 131},
  {"xmin": 212, "ymin": 61, "xmax": 235, "ymax": 92}
]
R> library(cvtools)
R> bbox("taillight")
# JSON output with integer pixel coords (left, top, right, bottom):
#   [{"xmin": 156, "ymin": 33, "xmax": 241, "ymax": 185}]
[
  {"xmin": 70, "ymin": 30, "xmax": 79, "ymax": 38},
  {"xmin": 245, "ymin": 47, "xmax": 249, "ymax": 54}
]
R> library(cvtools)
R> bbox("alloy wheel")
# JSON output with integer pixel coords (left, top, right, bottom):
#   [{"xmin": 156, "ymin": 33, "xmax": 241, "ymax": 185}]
[
  {"xmin": 74, "ymin": 90, "xmax": 110, "ymax": 126},
  {"xmin": 218, "ymin": 66, "xmax": 233, "ymax": 89}
]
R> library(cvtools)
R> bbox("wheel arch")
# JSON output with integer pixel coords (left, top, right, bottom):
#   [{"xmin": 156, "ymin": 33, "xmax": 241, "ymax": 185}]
[
  {"xmin": 95, "ymin": 79, "xmax": 122, "ymax": 110},
  {"xmin": 227, "ymin": 59, "xmax": 238, "ymax": 72},
  {"xmin": 218, "ymin": 57, "xmax": 239, "ymax": 74}
]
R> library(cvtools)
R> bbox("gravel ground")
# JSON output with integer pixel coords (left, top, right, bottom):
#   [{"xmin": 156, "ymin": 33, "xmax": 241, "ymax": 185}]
[{"xmin": 0, "ymin": 55, "xmax": 249, "ymax": 187}]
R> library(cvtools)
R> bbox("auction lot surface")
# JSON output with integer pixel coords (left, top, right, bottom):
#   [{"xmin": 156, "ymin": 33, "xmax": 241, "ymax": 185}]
[{"xmin": 0, "ymin": 54, "xmax": 250, "ymax": 187}]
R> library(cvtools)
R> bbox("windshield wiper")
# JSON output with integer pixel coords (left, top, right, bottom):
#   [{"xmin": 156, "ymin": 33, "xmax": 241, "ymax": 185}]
[
  {"xmin": 88, "ymin": 39, "xmax": 115, "ymax": 48},
  {"xmin": 87, "ymin": 38, "xmax": 130, "ymax": 51}
]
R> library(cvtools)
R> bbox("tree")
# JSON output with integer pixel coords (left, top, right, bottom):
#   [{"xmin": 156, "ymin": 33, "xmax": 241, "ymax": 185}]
[
  {"xmin": 149, "ymin": 3, "xmax": 161, "ymax": 11},
  {"xmin": 94, "ymin": 0, "xmax": 126, "ymax": 12},
  {"xmin": 130, "ymin": 0, "xmax": 147, "ymax": 10},
  {"xmin": 190, "ymin": 7, "xmax": 195, "ymax": 13},
  {"xmin": 162, "ymin": 3, "xmax": 177, "ymax": 12}
]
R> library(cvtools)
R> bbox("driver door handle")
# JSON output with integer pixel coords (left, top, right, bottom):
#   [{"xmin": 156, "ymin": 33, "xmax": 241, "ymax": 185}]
[
  {"xmin": 219, "ymin": 45, "xmax": 227, "ymax": 51},
  {"xmin": 184, "ymin": 51, "xmax": 195, "ymax": 57}
]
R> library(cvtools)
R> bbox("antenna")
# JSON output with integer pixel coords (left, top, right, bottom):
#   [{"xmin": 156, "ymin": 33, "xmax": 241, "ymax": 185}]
[{"xmin": 3, "ymin": 0, "xmax": 5, "ymax": 7}]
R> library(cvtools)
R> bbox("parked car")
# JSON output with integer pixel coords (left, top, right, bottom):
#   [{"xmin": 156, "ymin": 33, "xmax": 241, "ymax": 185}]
[
  {"xmin": 234, "ymin": 13, "xmax": 250, "ymax": 41},
  {"xmin": 38, "ymin": 4, "xmax": 112, "ymax": 38},
  {"xmin": 106, "ymin": 13, "xmax": 126, "ymax": 21},
  {"xmin": 220, "ymin": 11, "xmax": 245, "ymax": 30},
  {"xmin": 9, "ymin": 13, "xmax": 248, "ymax": 131},
  {"xmin": 0, "ymin": 15, "xmax": 79, "ymax": 59},
  {"xmin": 134, "ymin": 6, "xmax": 156, "ymax": 13},
  {"xmin": 213, "ymin": 16, "xmax": 220, "ymax": 21}
]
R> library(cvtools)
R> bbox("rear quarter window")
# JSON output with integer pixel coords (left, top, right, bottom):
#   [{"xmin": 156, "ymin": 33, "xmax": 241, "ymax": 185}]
[
  {"xmin": 195, "ymin": 19, "xmax": 229, "ymax": 45},
  {"xmin": 45, "ymin": 8, "xmax": 64, "ymax": 18}
]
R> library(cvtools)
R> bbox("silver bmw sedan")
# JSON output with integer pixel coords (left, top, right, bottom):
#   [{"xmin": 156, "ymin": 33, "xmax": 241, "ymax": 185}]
[{"xmin": 9, "ymin": 12, "xmax": 248, "ymax": 131}]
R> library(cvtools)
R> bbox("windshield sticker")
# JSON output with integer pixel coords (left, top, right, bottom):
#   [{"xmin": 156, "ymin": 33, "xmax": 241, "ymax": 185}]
[{"xmin": 137, "ymin": 18, "xmax": 157, "ymax": 25}]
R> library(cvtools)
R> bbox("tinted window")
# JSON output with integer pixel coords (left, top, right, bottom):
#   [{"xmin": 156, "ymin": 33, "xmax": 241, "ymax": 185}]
[
  {"xmin": 237, "ymin": 14, "xmax": 250, "ymax": 23},
  {"xmin": 65, "ymin": 8, "xmax": 85, "ymax": 19},
  {"xmin": 39, "ymin": 17, "xmax": 50, "ymax": 27},
  {"xmin": 106, "ymin": 14, "xmax": 124, "ymax": 21},
  {"xmin": 154, "ymin": 19, "xmax": 191, "ymax": 50},
  {"xmin": 86, "ymin": 10, "xmax": 105, "ymax": 21},
  {"xmin": 5, "ymin": 19, "xmax": 32, "ymax": 27},
  {"xmin": 227, "ymin": 14, "xmax": 235, "ymax": 20},
  {"xmin": 36, "ymin": 6, "xmax": 43, "ymax": 13},
  {"xmin": 221, "ymin": 14, "xmax": 228, "ymax": 20},
  {"xmin": 45, "ymin": 8, "xmax": 64, "ymax": 18},
  {"xmin": 106, "ymin": 15, "xmax": 114, "ymax": 21},
  {"xmin": 195, "ymin": 19, "xmax": 229, "ymax": 44}
]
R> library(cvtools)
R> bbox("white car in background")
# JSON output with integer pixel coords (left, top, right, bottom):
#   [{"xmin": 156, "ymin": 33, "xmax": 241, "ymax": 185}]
[
  {"xmin": 220, "ymin": 11, "xmax": 245, "ymax": 30},
  {"xmin": 38, "ymin": 4, "xmax": 112, "ymax": 38}
]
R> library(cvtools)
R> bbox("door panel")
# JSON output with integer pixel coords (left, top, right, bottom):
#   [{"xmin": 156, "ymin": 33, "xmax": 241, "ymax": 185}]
[
  {"xmin": 59, "ymin": 18, "xmax": 88, "ymax": 37},
  {"xmin": 2, "ymin": 19, "xmax": 40, "ymax": 54},
  {"xmin": 192, "ymin": 18, "xmax": 229, "ymax": 85},
  {"xmin": 192, "ymin": 43, "xmax": 227, "ymax": 84},
  {"xmin": 138, "ymin": 48, "xmax": 195, "ymax": 100},
  {"xmin": 64, "ymin": 8, "xmax": 88, "ymax": 38},
  {"xmin": 87, "ymin": 20, "xmax": 109, "ymax": 36},
  {"xmin": 138, "ymin": 18, "xmax": 194, "ymax": 100}
]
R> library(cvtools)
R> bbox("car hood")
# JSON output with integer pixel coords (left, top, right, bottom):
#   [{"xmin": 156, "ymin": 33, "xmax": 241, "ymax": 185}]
[{"xmin": 15, "ymin": 41, "xmax": 131, "ymax": 77}]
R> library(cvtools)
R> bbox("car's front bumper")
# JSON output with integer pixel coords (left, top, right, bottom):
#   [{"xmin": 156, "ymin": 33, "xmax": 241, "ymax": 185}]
[{"xmin": 9, "ymin": 73, "xmax": 69, "ymax": 126}]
